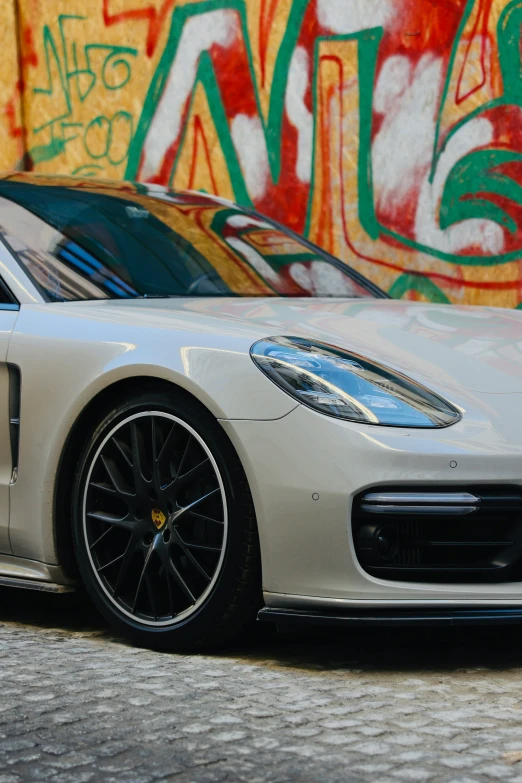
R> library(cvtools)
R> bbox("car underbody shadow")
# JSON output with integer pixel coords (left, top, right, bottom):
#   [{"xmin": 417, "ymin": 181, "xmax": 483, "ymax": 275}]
[{"xmin": 2, "ymin": 586, "xmax": 522, "ymax": 673}]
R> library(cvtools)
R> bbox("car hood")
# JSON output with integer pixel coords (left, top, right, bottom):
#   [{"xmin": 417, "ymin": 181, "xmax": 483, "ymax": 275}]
[{"xmin": 68, "ymin": 297, "xmax": 522, "ymax": 395}]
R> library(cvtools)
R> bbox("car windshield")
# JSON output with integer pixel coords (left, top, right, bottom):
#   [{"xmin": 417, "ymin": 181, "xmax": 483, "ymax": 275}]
[{"xmin": 0, "ymin": 177, "xmax": 381, "ymax": 302}]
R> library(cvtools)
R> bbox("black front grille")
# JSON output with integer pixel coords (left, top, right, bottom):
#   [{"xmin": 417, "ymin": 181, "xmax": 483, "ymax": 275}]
[{"xmin": 352, "ymin": 486, "xmax": 522, "ymax": 583}]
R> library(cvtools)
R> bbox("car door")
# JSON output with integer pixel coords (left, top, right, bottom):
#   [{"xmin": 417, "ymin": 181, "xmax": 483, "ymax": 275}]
[{"xmin": 0, "ymin": 293, "xmax": 19, "ymax": 553}]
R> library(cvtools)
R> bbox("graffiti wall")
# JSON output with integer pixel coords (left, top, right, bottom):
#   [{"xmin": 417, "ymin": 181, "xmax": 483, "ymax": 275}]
[
  {"xmin": 0, "ymin": 0, "xmax": 24, "ymax": 171},
  {"xmin": 3, "ymin": 0, "xmax": 522, "ymax": 307}
]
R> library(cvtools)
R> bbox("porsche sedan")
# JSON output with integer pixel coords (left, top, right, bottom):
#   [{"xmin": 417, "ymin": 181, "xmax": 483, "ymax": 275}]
[{"xmin": 1, "ymin": 173, "xmax": 522, "ymax": 650}]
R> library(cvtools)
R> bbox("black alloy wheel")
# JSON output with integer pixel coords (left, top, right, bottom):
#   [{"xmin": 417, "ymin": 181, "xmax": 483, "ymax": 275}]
[{"xmin": 72, "ymin": 389, "xmax": 261, "ymax": 650}]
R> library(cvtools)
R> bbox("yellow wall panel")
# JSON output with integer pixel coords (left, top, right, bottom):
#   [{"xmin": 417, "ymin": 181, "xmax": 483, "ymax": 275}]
[{"xmin": 0, "ymin": 0, "xmax": 24, "ymax": 170}]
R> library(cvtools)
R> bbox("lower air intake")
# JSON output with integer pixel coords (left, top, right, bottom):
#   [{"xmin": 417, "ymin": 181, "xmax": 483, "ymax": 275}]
[{"xmin": 352, "ymin": 486, "xmax": 522, "ymax": 583}]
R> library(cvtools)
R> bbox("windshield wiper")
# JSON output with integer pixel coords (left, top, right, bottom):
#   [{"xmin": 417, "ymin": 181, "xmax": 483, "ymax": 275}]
[
  {"xmin": 136, "ymin": 294, "xmax": 182, "ymax": 299},
  {"xmin": 135, "ymin": 292, "xmax": 240, "ymax": 299}
]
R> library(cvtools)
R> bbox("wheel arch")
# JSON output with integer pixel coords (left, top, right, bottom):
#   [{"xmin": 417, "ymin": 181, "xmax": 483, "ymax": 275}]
[{"xmin": 53, "ymin": 375, "xmax": 224, "ymax": 580}]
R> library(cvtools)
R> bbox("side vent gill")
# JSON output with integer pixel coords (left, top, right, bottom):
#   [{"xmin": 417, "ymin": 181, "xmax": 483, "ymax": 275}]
[{"xmin": 8, "ymin": 365, "xmax": 21, "ymax": 484}]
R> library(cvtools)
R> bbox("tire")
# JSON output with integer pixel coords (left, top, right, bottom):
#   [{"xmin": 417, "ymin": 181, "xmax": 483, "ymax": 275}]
[{"xmin": 71, "ymin": 388, "xmax": 261, "ymax": 651}]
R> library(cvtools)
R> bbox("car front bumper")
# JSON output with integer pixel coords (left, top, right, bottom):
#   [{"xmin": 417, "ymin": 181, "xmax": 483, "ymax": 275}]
[{"xmin": 220, "ymin": 395, "xmax": 522, "ymax": 609}]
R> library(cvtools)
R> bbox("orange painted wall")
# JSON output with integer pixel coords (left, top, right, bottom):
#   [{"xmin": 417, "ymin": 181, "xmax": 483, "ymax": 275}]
[{"xmin": 0, "ymin": 0, "xmax": 24, "ymax": 170}]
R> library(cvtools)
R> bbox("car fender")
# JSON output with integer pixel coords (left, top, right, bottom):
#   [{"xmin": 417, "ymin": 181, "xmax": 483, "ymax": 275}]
[{"xmin": 6, "ymin": 304, "xmax": 295, "ymax": 564}]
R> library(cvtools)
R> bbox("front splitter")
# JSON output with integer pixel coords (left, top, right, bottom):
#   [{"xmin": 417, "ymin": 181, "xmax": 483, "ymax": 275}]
[{"xmin": 258, "ymin": 606, "xmax": 522, "ymax": 628}]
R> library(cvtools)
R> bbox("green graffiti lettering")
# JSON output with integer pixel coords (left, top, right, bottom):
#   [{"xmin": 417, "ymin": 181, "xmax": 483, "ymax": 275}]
[
  {"xmin": 27, "ymin": 137, "xmax": 70, "ymax": 165},
  {"xmin": 441, "ymin": 150, "xmax": 522, "ymax": 235},
  {"xmin": 84, "ymin": 116, "xmax": 111, "ymax": 159},
  {"xmin": 430, "ymin": 0, "xmax": 522, "ymax": 265},
  {"xmin": 30, "ymin": 14, "xmax": 137, "ymax": 167},
  {"xmin": 388, "ymin": 274, "xmax": 451, "ymax": 304}
]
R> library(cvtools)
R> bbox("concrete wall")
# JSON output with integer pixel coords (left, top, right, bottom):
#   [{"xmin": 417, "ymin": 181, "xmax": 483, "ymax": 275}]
[{"xmin": 2, "ymin": 0, "xmax": 522, "ymax": 307}]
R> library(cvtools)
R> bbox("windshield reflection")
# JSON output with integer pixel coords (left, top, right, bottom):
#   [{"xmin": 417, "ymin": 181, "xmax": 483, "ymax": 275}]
[{"xmin": 0, "ymin": 175, "xmax": 378, "ymax": 302}]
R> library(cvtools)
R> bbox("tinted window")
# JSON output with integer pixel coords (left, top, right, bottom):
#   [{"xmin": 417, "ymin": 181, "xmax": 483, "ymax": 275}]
[{"xmin": 0, "ymin": 179, "xmax": 379, "ymax": 301}]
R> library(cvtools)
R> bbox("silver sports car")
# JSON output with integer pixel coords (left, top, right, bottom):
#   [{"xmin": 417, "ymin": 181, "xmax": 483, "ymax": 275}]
[{"xmin": 1, "ymin": 173, "xmax": 521, "ymax": 650}]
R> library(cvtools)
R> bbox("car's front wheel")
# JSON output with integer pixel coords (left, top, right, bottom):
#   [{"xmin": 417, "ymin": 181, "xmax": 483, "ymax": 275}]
[{"xmin": 72, "ymin": 388, "xmax": 261, "ymax": 650}]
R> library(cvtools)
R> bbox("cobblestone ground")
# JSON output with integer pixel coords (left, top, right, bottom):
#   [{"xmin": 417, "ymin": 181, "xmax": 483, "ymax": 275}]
[{"xmin": 2, "ymin": 591, "xmax": 522, "ymax": 782}]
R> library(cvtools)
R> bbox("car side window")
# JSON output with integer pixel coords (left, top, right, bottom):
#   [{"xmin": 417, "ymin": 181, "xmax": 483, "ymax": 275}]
[
  {"xmin": 0, "ymin": 285, "xmax": 12, "ymax": 305},
  {"xmin": 0, "ymin": 186, "xmax": 231, "ymax": 301},
  {"xmin": 0, "ymin": 268, "xmax": 18, "ymax": 308}
]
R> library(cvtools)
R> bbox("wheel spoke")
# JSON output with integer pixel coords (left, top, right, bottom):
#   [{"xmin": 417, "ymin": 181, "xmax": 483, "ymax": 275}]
[
  {"xmin": 155, "ymin": 422, "xmax": 177, "ymax": 466},
  {"xmin": 130, "ymin": 421, "xmax": 148, "ymax": 486},
  {"xmin": 89, "ymin": 526, "xmax": 114, "ymax": 550},
  {"xmin": 165, "ymin": 561, "xmax": 175, "ymax": 617},
  {"xmin": 174, "ymin": 458, "xmax": 211, "ymax": 491},
  {"xmin": 100, "ymin": 455, "xmax": 133, "ymax": 497},
  {"xmin": 113, "ymin": 532, "xmax": 140, "ymax": 597},
  {"xmin": 132, "ymin": 543, "xmax": 155, "ymax": 613},
  {"xmin": 97, "ymin": 551, "xmax": 126, "ymax": 573},
  {"xmin": 185, "ymin": 510, "xmax": 224, "ymax": 526},
  {"xmin": 183, "ymin": 542, "xmax": 221, "ymax": 552},
  {"xmin": 176, "ymin": 434, "xmax": 192, "ymax": 479},
  {"xmin": 169, "ymin": 488, "xmax": 220, "ymax": 525},
  {"xmin": 151, "ymin": 418, "xmax": 166, "ymax": 496},
  {"xmin": 90, "ymin": 481, "xmax": 133, "ymax": 504},
  {"xmin": 112, "ymin": 436, "xmax": 133, "ymax": 470},
  {"xmin": 172, "ymin": 529, "xmax": 211, "ymax": 582},
  {"xmin": 90, "ymin": 482, "xmax": 117, "ymax": 496},
  {"xmin": 151, "ymin": 417, "xmax": 157, "ymax": 463},
  {"xmin": 144, "ymin": 571, "xmax": 158, "ymax": 620},
  {"xmin": 169, "ymin": 560, "xmax": 196, "ymax": 604},
  {"xmin": 157, "ymin": 544, "xmax": 196, "ymax": 604},
  {"xmin": 86, "ymin": 511, "xmax": 134, "ymax": 531}
]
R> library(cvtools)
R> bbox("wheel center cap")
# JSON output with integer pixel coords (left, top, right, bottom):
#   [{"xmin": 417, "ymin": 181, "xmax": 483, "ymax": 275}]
[{"xmin": 151, "ymin": 508, "xmax": 166, "ymax": 530}]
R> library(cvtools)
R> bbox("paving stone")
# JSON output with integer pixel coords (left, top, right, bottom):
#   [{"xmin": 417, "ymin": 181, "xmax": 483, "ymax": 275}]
[
  {"xmin": 3, "ymin": 594, "xmax": 522, "ymax": 782},
  {"xmin": 474, "ymin": 764, "xmax": 516, "ymax": 778},
  {"xmin": 389, "ymin": 768, "xmax": 435, "ymax": 781}
]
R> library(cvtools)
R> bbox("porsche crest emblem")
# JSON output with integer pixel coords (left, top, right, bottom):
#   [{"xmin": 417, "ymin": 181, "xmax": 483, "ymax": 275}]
[{"xmin": 151, "ymin": 508, "xmax": 166, "ymax": 530}]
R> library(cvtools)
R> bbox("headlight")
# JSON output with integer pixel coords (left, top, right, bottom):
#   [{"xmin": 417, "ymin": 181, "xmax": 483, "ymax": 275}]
[{"xmin": 250, "ymin": 336, "xmax": 461, "ymax": 428}]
